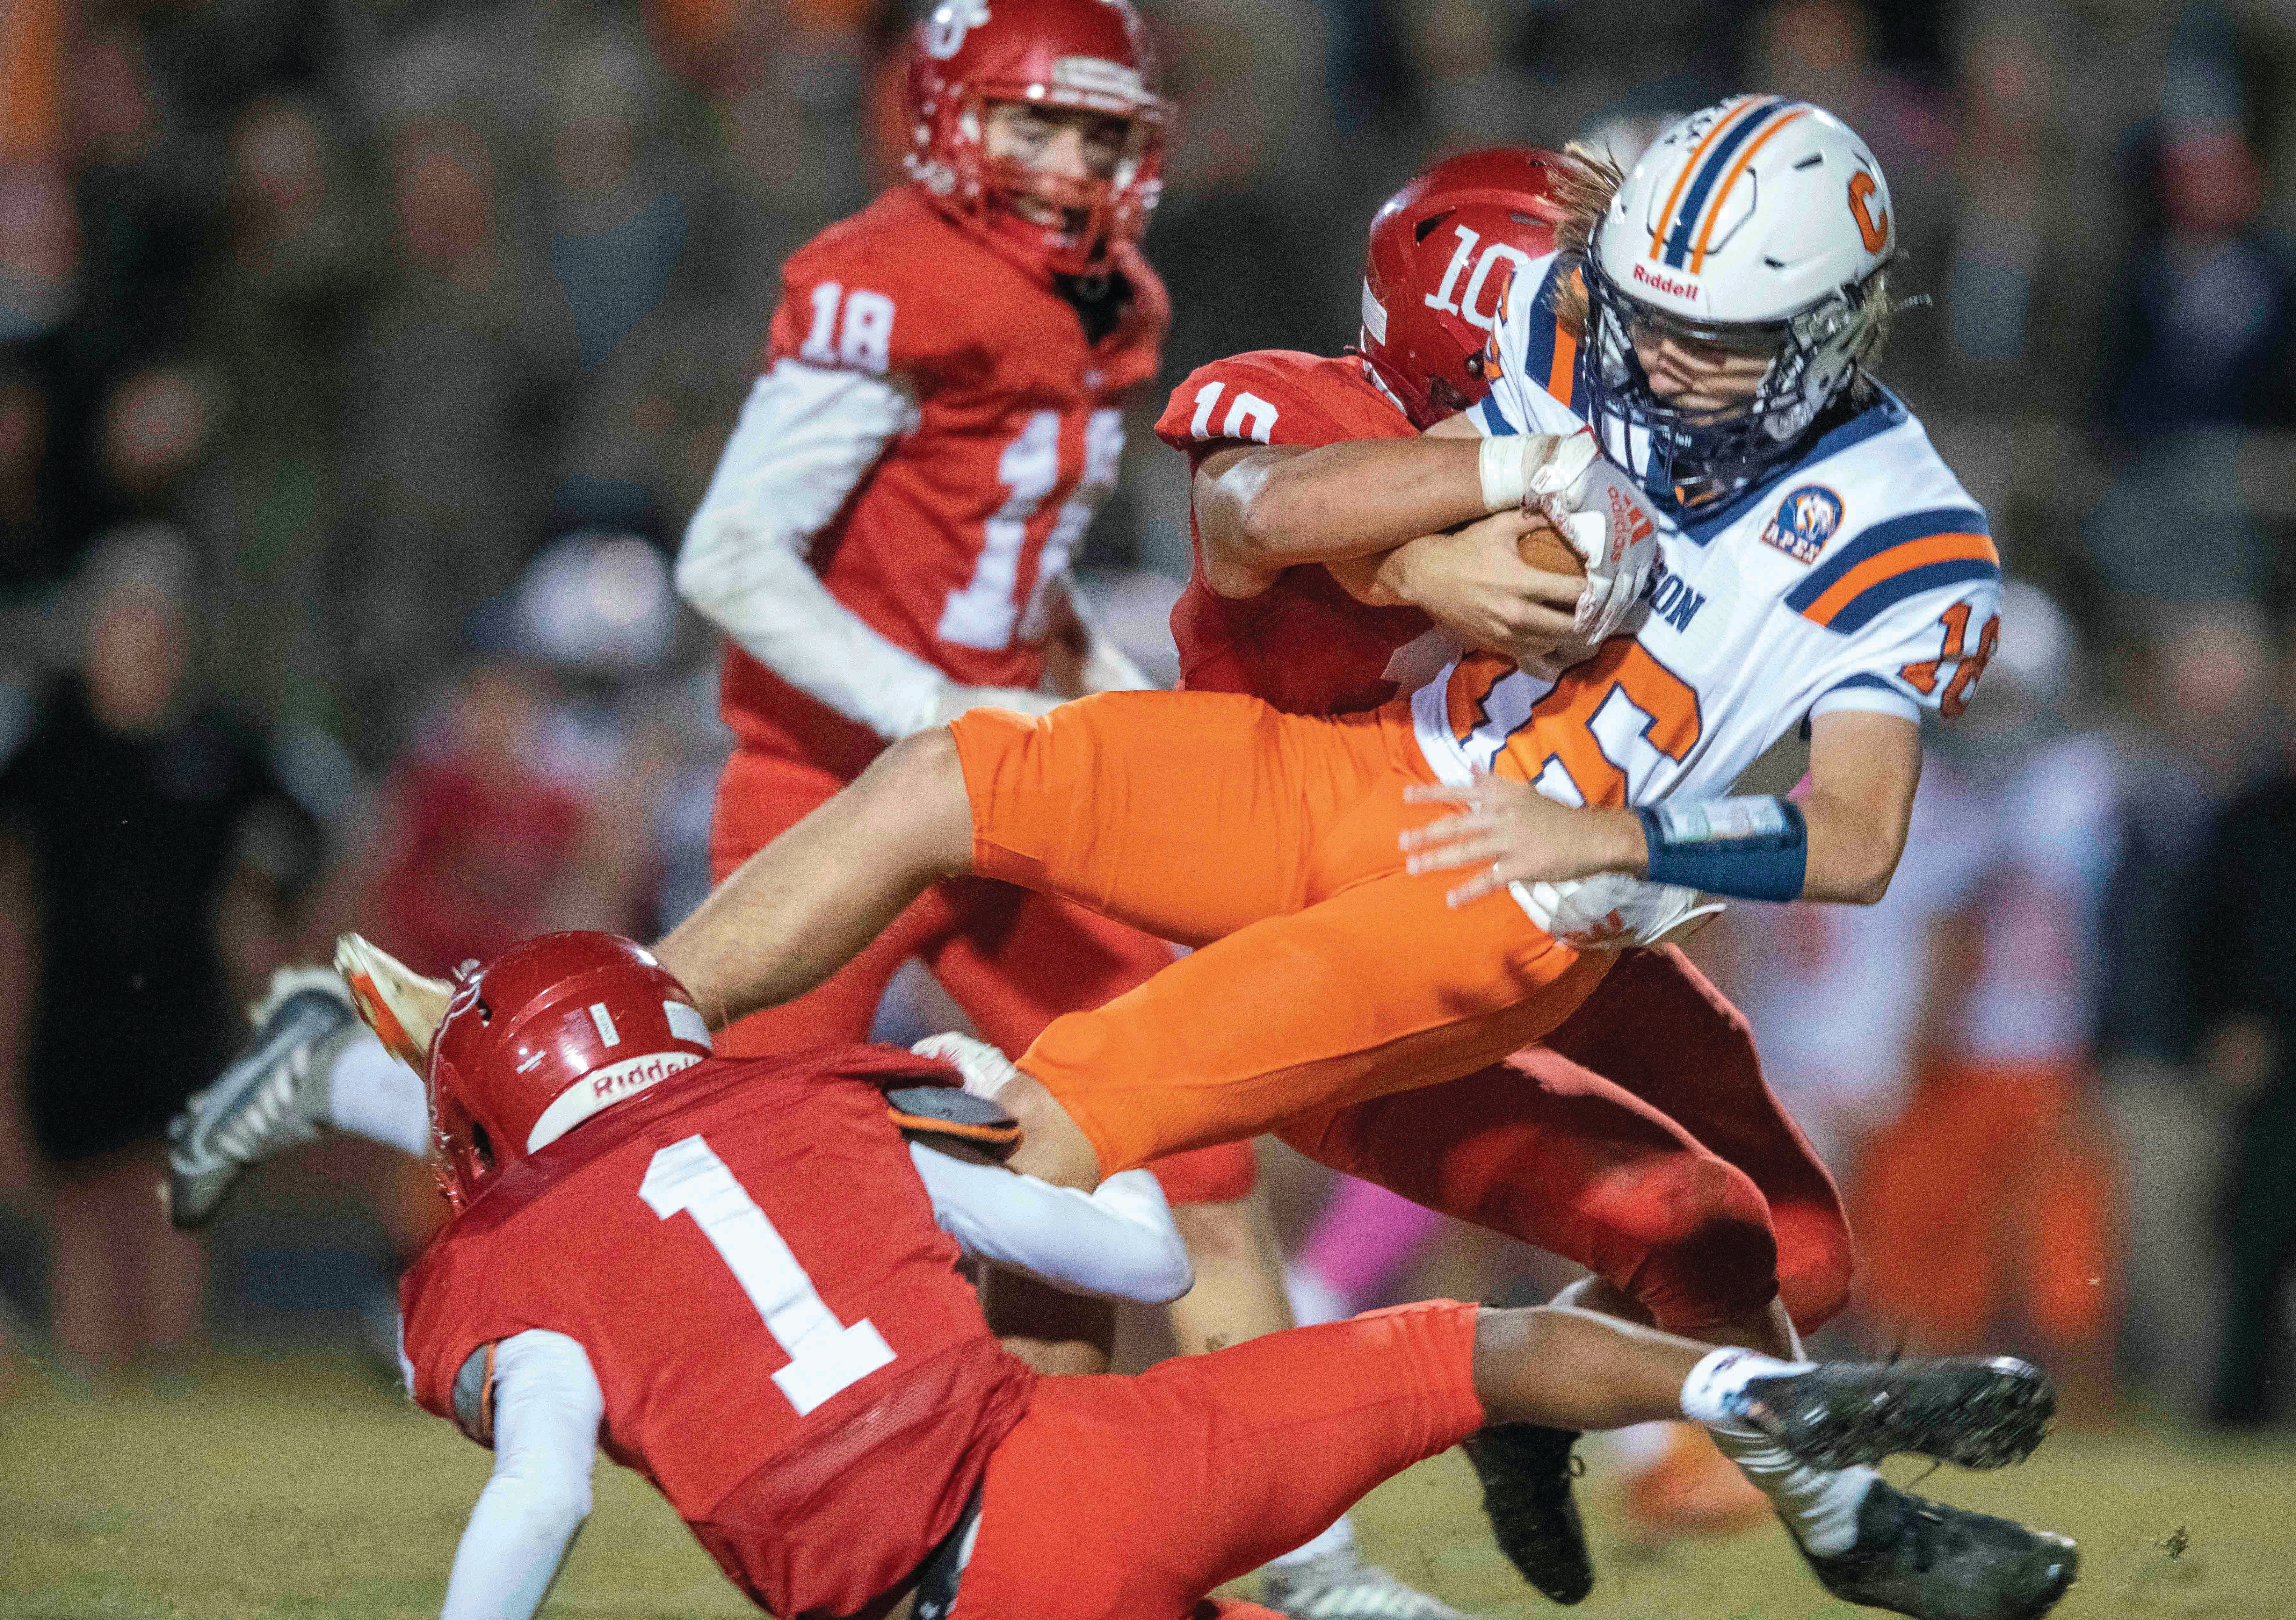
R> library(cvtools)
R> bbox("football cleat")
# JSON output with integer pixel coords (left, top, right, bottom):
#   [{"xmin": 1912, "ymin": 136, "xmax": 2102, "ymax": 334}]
[
  {"xmin": 334, "ymin": 932, "xmax": 453, "ymax": 1070},
  {"xmin": 1732, "ymin": 1356, "xmax": 2055, "ymax": 1472},
  {"xmin": 1458, "ymin": 1422, "xmax": 1593, "ymax": 1604},
  {"xmin": 1800, "ymin": 1481, "xmax": 2078, "ymax": 1620},
  {"xmin": 165, "ymin": 967, "xmax": 357, "ymax": 1229},
  {"xmin": 1261, "ymin": 1550, "xmax": 1475, "ymax": 1620}
]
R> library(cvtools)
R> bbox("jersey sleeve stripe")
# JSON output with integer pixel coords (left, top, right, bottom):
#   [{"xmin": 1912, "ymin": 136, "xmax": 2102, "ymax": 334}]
[
  {"xmin": 1546, "ymin": 292, "xmax": 1579, "ymax": 401},
  {"xmin": 1787, "ymin": 506, "xmax": 1997, "ymax": 627},
  {"xmin": 1812, "ymin": 553, "xmax": 2000, "ymax": 633}
]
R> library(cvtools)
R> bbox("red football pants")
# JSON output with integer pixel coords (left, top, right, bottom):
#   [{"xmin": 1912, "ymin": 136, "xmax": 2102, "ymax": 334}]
[
  {"xmin": 708, "ymin": 747, "xmax": 1254, "ymax": 1205},
  {"xmin": 1291, "ymin": 947, "xmax": 1854, "ymax": 1336},
  {"xmin": 953, "ymin": 1301, "xmax": 1484, "ymax": 1620}
]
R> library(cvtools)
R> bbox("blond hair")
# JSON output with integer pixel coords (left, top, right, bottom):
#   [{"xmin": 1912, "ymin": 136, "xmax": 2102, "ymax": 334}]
[{"xmin": 1542, "ymin": 139, "xmax": 1894, "ymax": 385}]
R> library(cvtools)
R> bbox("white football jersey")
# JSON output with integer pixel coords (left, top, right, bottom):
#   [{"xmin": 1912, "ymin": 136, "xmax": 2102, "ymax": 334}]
[{"xmin": 1412, "ymin": 253, "xmax": 2002, "ymax": 808}]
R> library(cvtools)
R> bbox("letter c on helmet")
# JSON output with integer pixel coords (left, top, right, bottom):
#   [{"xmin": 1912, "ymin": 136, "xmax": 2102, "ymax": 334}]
[{"xmin": 1847, "ymin": 171, "xmax": 1888, "ymax": 254}]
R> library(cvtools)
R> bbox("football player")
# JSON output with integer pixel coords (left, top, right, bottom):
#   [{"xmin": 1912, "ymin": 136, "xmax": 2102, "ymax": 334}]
[
  {"xmin": 167, "ymin": 3, "xmax": 1429, "ymax": 1607},
  {"xmin": 1155, "ymin": 147, "xmax": 1883, "ymax": 1593},
  {"xmin": 654, "ymin": 101, "xmax": 2078, "ymax": 1620},
  {"xmin": 392, "ymin": 930, "xmax": 2056, "ymax": 1620}
]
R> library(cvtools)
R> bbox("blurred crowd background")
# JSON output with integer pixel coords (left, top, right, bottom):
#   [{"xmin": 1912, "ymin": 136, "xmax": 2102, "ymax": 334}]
[{"xmin": 2, "ymin": 0, "xmax": 2294, "ymax": 1438}]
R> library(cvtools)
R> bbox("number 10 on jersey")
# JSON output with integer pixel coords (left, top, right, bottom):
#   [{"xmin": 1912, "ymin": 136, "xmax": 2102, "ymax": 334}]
[{"xmin": 642, "ymin": 1134, "xmax": 896, "ymax": 1415}]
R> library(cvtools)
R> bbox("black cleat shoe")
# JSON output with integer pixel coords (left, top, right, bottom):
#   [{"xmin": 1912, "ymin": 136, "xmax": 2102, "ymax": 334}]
[
  {"xmin": 1802, "ymin": 1481, "xmax": 2079, "ymax": 1620},
  {"xmin": 1734, "ymin": 1356, "xmax": 2056, "ymax": 1472},
  {"xmin": 1459, "ymin": 1423, "xmax": 1592, "ymax": 1604}
]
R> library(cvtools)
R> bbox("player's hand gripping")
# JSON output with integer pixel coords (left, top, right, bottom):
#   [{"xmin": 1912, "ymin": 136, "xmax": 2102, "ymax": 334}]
[
  {"xmin": 1496, "ymin": 428, "xmax": 1664, "ymax": 649},
  {"xmin": 1350, "ymin": 509, "xmax": 1584, "ymax": 664},
  {"xmin": 1399, "ymin": 770, "xmax": 1648, "ymax": 907}
]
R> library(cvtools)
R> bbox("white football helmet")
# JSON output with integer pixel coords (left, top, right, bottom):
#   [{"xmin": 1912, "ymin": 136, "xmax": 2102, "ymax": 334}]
[{"xmin": 1579, "ymin": 95, "xmax": 1895, "ymax": 501}]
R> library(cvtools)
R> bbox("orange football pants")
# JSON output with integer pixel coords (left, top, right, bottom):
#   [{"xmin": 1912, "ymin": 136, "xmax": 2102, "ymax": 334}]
[
  {"xmin": 949, "ymin": 692, "xmax": 1614, "ymax": 1177},
  {"xmin": 954, "ymin": 1300, "xmax": 1484, "ymax": 1620},
  {"xmin": 1854, "ymin": 1058, "xmax": 2117, "ymax": 1350},
  {"xmin": 709, "ymin": 747, "xmax": 1256, "ymax": 1205}
]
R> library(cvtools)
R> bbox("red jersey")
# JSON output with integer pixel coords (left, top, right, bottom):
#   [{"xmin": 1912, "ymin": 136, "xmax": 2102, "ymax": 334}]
[
  {"xmin": 1154, "ymin": 350, "xmax": 1434, "ymax": 716},
  {"xmin": 399, "ymin": 1048, "xmax": 1035, "ymax": 1620},
  {"xmin": 724, "ymin": 185, "xmax": 1169, "ymax": 779}
]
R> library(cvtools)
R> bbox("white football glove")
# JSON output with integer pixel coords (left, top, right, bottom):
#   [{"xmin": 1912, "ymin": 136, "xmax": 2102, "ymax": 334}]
[
  {"xmin": 912, "ymin": 1031, "xmax": 1023, "ymax": 1099},
  {"xmin": 1526, "ymin": 429, "xmax": 1664, "ymax": 648},
  {"xmin": 1508, "ymin": 871, "xmax": 1724, "ymax": 951}
]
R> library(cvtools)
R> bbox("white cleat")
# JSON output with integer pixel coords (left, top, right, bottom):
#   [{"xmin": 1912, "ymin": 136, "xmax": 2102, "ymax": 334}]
[
  {"xmin": 1263, "ymin": 1552, "xmax": 1477, "ymax": 1620},
  {"xmin": 166, "ymin": 967, "xmax": 358, "ymax": 1229},
  {"xmin": 334, "ymin": 932, "xmax": 454, "ymax": 1071}
]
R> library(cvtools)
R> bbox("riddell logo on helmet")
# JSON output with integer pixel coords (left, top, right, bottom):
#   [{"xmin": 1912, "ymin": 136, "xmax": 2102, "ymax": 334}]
[
  {"xmin": 1630, "ymin": 262, "xmax": 1699, "ymax": 301},
  {"xmin": 588, "ymin": 1051, "xmax": 697, "ymax": 1100},
  {"xmin": 525, "ymin": 1050, "xmax": 704, "ymax": 1152}
]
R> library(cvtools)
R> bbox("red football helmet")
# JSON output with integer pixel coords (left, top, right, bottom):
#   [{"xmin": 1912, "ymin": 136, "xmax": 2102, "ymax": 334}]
[
  {"xmin": 1360, "ymin": 148, "xmax": 1572, "ymax": 427},
  {"xmin": 904, "ymin": 0, "xmax": 1170, "ymax": 279},
  {"xmin": 426, "ymin": 932, "xmax": 714, "ymax": 1210}
]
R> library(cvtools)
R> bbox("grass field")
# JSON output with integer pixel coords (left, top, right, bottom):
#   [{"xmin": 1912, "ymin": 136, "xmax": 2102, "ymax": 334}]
[{"xmin": 4, "ymin": 1349, "xmax": 2293, "ymax": 1620}]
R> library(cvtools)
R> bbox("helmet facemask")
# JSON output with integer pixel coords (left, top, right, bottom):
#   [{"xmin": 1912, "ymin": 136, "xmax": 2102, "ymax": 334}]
[
  {"xmin": 1578, "ymin": 253, "xmax": 1882, "ymax": 506},
  {"xmin": 913, "ymin": 89, "xmax": 1166, "ymax": 280}
]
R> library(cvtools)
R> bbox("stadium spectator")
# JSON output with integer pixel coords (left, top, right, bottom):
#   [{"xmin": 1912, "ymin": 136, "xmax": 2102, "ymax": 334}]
[
  {"xmin": 2182, "ymin": 641, "xmax": 2296, "ymax": 1428},
  {"xmin": 2096, "ymin": 606, "xmax": 2277, "ymax": 1414},
  {"xmin": 0, "ymin": 528, "xmax": 319, "ymax": 1372}
]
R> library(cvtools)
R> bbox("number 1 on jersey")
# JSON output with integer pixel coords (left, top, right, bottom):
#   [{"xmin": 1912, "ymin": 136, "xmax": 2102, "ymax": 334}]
[{"xmin": 641, "ymin": 1134, "xmax": 895, "ymax": 1415}]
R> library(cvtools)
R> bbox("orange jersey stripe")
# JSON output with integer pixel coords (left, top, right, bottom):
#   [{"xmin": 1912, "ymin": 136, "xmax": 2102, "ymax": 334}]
[
  {"xmin": 1803, "ymin": 532, "xmax": 2000, "ymax": 628},
  {"xmin": 1547, "ymin": 283, "xmax": 1581, "ymax": 401}
]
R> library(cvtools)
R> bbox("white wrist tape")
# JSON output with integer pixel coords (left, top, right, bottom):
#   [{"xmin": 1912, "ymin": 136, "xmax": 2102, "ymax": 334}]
[{"xmin": 1478, "ymin": 434, "xmax": 1532, "ymax": 513}]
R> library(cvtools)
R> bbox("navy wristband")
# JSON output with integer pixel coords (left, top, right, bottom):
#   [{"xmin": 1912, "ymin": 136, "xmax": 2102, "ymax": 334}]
[{"xmin": 1635, "ymin": 797, "xmax": 1808, "ymax": 902}]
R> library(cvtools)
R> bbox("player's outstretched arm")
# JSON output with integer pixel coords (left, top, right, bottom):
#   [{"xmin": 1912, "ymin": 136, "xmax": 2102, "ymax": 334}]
[
  {"xmin": 1192, "ymin": 414, "xmax": 1566, "ymax": 594},
  {"xmin": 1399, "ymin": 712, "xmax": 1921, "ymax": 909},
  {"xmin": 440, "ymin": 1331, "xmax": 602, "ymax": 1620},
  {"xmin": 907, "ymin": 1140, "xmax": 1193, "ymax": 1304},
  {"xmin": 677, "ymin": 360, "xmax": 1061, "ymax": 739}
]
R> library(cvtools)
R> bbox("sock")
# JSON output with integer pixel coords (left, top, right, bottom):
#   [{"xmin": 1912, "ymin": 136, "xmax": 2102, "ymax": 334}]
[
  {"xmin": 1266, "ymin": 1513, "xmax": 1357, "ymax": 1569},
  {"xmin": 1297, "ymin": 1176, "xmax": 1446, "ymax": 1309},
  {"xmin": 1284, "ymin": 1262, "xmax": 1349, "ymax": 1328},
  {"xmin": 327, "ymin": 1029, "xmax": 433, "ymax": 1158},
  {"xmin": 1680, "ymin": 1341, "xmax": 1877, "ymax": 1557}
]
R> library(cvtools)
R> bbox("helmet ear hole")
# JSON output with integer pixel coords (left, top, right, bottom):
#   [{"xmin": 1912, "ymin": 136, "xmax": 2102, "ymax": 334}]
[{"xmin": 469, "ymin": 1121, "xmax": 495, "ymax": 1171}]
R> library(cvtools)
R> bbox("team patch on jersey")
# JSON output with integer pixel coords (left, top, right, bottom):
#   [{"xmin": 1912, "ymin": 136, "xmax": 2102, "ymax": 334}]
[{"xmin": 1759, "ymin": 485, "xmax": 1843, "ymax": 565}]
